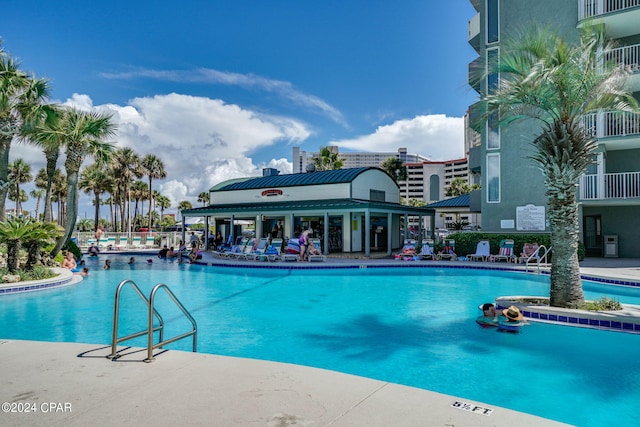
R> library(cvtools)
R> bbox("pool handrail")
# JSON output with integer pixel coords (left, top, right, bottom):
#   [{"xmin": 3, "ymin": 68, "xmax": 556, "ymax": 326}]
[
  {"xmin": 108, "ymin": 279, "xmax": 164, "ymax": 360},
  {"xmin": 524, "ymin": 245, "xmax": 552, "ymax": 274}
]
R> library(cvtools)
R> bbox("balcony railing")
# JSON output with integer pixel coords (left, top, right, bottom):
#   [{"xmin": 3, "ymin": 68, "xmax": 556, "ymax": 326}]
[
  {"xmin": 605, "ymin": 43, "xmax": 640, "ymax": 73},
  {"xmin": 579, "ymin": 0, "xmax": 640, "ymax": 20},
  {"xmin": 580, "ymin": 171, "xmax": 640, "ymax": 199},
  {"xmin": 580, "ymin": 111, "xmax": 640, "ymax": 138}
]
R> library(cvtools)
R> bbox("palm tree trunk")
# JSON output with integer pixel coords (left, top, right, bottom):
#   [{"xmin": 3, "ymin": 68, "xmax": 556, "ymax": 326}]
[
  {"xmin": 0, "ymin": 138, "xmax": 11, "ymax": 222},
  {"xmin": 93, "ymin": 192, "xmax": 100, "ymax": 232},
  {"xmin": 7, "ymin": 239, "xmax": 20, "ymax": 273},
  {"xmin": 43, "ymin": 149, "xmax": 58, "ymax": 222},
  {"xmin": 547, "ymin": 188, "xmax": 584, "ymax": 307},
  {"xmin": 52, "ymin": 163, "xmax": 81, "ymax": 257}
]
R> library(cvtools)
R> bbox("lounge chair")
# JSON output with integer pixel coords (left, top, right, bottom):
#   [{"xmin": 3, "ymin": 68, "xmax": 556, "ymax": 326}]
[
  {"xmin": 225, "ymin": 237, "xmax": 249, "ymax": 259},
  {"xmin": 264, "ymin": 238, "xmax": 283, "ymax": 262},
  {"xmin": 491, "ymin": 239, "xmax": 515, "ymax": 262},
  {"xmin": 307, "ymin": 238, "xmax": 325, "ymax": 262},
  {"xmin": 518, "ymin": 243, "xmax": 541, "ymax": 264},
  {"xmin": 235, "ymin": 238, "xmax": 256, "ymax": 260},
  {"xmin": 248, "ymin": 238, "xmax": 270, "ymax": 261},
  {"xmin": 114, "ymin": 236, "xmax": 129, "ymax": 250},
  {"xmin": 131, "ymin": 236, "xmax": 144, "ymax": 249},
  {"xmin": 396, "ymin": 239, "xmax": 418, "ymax": 260},
  {"xmin": 283, "ymin": 238, "xmax": 301, "ymax": 262},
  {"xmin": 98, "ymin": 237, "xmax": 110, "ymax": 249},
  {"xmin": 437, "ymin": 239, "xmax": 457, "ymax": 260},
  {"xmin": 419, "ymin": 239, "xmax": 435, "ymax": 260},
  {"xmin": 467, "ymin": 240, "xmax": 490, "ymax": 262}
]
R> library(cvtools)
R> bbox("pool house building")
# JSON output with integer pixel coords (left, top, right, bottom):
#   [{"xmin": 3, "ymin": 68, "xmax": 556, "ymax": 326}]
[{"xmin": 181, "ymin": 167, "xmax": 434, "ymax": 257}]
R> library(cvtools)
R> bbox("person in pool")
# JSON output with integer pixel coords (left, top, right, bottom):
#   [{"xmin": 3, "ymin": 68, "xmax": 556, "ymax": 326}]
[
  {"xmin": 476, "ymin": 302, "xmax": 500, "ymax": 327},
  {"xmin": 498, "ymin": 306, "xmax": 528, "ymax": 332}
]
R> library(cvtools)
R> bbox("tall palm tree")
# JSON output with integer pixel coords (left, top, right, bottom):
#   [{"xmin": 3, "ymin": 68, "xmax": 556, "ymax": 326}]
[
  {"xmin": 177, "ymin": 200, "xmax": 192, "ymax": 221},
  {"xmin": 0, "ymin": 45, "xmax": 50, "ymax": 221},
  {"xmin": 109, "ymin": 148, "xmax": 142, "ymax": 232},
  {"xmin": 29, "ymin": 188, "xmax": 44, "ymax": 220},
  {"xmin": 380, "ymin": 157, "xmax": 407, "ymax": 183},
  {"xmin": 197, "ymin": 191, "xmax": 210, "ymax": 206},
  {"xmin": 49, "ymin": 108, "xmax": 116, "ymax": 256},
  {"xmin": 483, "ymin": 27, "xmax": 638, "ymax": 308},
  {"xmin": 141, "ymin": 154, "xmax": 166, "ymax": 229},
  {"xmin": 8, "ymin": 158, "xmax": 32, "ymax": 214},
  {"xmin": 312, "ymin": 147, "xmax": 344, "ymax": 171},
  {"xmin": 155, "ymin": 193, "xmax": 171, "ymax": 222},
  {"xmin": 129, "ymin": 180, "xmax": 148, "ymax": 228},
  {"xmin": 79, "ymin": 162, "xmax": 112, "ymax": 231}
]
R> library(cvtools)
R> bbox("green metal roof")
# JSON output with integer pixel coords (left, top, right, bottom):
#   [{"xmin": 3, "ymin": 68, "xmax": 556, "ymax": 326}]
[
  {"xmin": 182, "ymin": 198, "xmax": 434, "ymax": 217},
  {"xmin": 209, "ymin": 177, "xmax": 253, "ymax": 191},
  {"xmin": 214, "ymin": 167, "xmax": 385, "ymax": 192},
  {"xmin": 426, "ymin": 194, "xmax": 470, "ymax": 208}
]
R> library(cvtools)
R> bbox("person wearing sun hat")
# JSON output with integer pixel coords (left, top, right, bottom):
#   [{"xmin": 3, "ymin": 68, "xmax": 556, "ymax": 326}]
[{"xmin": 498, "ymin": 305, "xmax": 527, "ymax": 332}]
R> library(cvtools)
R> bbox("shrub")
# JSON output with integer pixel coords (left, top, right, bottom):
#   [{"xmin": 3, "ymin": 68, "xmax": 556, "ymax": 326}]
[{"xmin": 581, "ymin": 296, "xmax": 622, "ymax": 311}]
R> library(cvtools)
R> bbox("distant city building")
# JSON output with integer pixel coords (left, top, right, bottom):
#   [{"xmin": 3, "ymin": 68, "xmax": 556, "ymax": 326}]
[{"xmin": 292, "ymin": 146, "xmax": 429, "ymax": 173}]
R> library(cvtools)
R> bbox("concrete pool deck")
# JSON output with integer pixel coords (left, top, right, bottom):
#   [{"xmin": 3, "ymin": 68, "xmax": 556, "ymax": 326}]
[{"xmin": 2, "ymin": 256, "xmax": 637, "ymax": 426}]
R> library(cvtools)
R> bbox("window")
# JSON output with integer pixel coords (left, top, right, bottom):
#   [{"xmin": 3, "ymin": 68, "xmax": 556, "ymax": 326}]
[
  {"xmin": 487, "ymin": 112, "xmax": 500, "ymax": 150},
  {"xmin": 487, "ymin": 0, "xmax": 499, "ymax": 44},
  {"xmin": 487, "ymin": 153, "xmax": 500, "ymax": 203},
  {"xmin": 370, "ymin": 189, "xmax": 385, "ymax": 202}
]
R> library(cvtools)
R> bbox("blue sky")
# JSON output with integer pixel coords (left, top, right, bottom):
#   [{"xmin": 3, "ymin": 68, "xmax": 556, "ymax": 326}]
[{"xmin": 2, "ymin": 0, "xmax": 478, "ymax": 215}]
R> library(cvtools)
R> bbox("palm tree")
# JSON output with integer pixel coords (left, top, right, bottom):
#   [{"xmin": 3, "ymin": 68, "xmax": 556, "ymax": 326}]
[
  {"xmin": 79, "ymin": 162, "xmax": 112, "ymax": 231},
  {"xmin": 49, "ymin": 108, "xmax": 116, "ymax": 256},
  {"xmin": 109, "ymin": 148, "xmax": 142, "ymax": 232},
  {"xmin": 197, "ymin": 191, "xmax": 210, "ymax": 206},
  {"xmin": 8, "ymin": 159, "xmax": 32, "ymax": 214},
  {"xmin": 0, "ymin": 45, "xmax": 50, "ymax": 221},
  {"xmin": 483, "ymin": 27, "xmax": 638, "ymax": 308},
  {"xmin": 22, "ymin": 220, "xmax": 62, "ymax": 271},
  {"xmin": 380, "ymin": 157, "xmax": 407, "ymax": 183},
  {"xmin": 312, "ymin": 147, "xmax": 344, "ymax": 171},
  {"xmin": 177, "ymin": 200, "xmax": 192, "ymax": 221},
  {"xmin": 29, "ymin": 188, "xmax": 44, "ymax": 220},
  {"xmin": 23, "ymin": 104, "xmax": 64, "ymax": 223},
  {"xmin": 141, "ymin": 154, "xmax": 166, "ymax": 229},
  {"xmin": 76, "ymin": 218, "xmax": 94, "ymax": 232},
  {"xmin": 50, "ymin": 169, "xmax": 66, "ymax": 225},
  {"xmin": 0, "ymin": 218, "xmax": 48, "ymax": 273},
  {"xmin": 155, "ymin": 193, "xmax": 171, "ymax": 222},
  {"xmin": 129, "ymin": 180, "xmax": 148, "ymax": 227},
  {"xmin": 446, "ymin": 178, "xmax": 480, "ymax": 197}
]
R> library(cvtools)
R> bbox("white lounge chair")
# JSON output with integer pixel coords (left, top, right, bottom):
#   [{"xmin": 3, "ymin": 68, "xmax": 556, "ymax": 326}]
[
  {"xmin": 468, "ymin": 240, "xmax": 490, "ymax": 262},
  {"xmin": 437, "ymin": 239, "xmax": 457, "ymax": 261},
  {"xmin": 307, "ymin": 238, "xmax": 325, "ymax": 262},
  {"xmin": 419, "ymin": 239, "xmax": 435, "ymax": 260}
]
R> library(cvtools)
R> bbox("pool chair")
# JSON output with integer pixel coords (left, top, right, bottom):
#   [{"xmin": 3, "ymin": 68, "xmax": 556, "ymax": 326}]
[
  {"xmin": 307, "ymin": 238, "xmax": 326, "ymax": 262},
  {"xmin": 518, "ymin": 242, "xmax": 541, "ymax": 264},
  {"xmin": 114, "ymin": 236, "xmax": 129, "ymax": 250},
  {"xmin": 98, "ymin": 237, "xmax": 110, "ymax": 249},
  {"xmin": 395, "ymin": 239, "xmax": 417, "ymax": 260},
  {"xmin": 248, "ymin": 238, "xmax": 270, "ymax": 261},
  {"xmin": 437, "ymin": 239, "xmax": 457, "ymax": 261},
  {"xmin": 491, "ymin": 239, "xmax": 515, "ymax": 262},
  {"xmin": 236, "ymin": 238, "xmax": 257, "ymax": 260},
  {"xmin": 227, "ymin": 237, "xmax": 250, "ymax": 260},
  {"xmin": 283, "ymin": 238, "xmax": 301, "ymax": 262},
  {"xmin": 131, "ymin": 236, "xmax": 144, "ymax": 249},
  {"xmin": 419, "ymin": 239, "xmax": 435, "ymax": 260},
  {"xmin": 264, "ymin": 238, "xmax": 283, "ymax": 261},
  {"xmin": 467, "ymin": 240, "xmax": 490, "ymax": 262}
]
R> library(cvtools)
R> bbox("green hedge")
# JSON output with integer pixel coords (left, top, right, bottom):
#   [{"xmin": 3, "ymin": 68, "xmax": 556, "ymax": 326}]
[{"xmin": 437, "ymin": 233, "xmax": 585, "ymax": 262}]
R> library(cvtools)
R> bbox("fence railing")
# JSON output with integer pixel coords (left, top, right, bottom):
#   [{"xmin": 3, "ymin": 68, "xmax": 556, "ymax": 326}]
[
  {"xmin": 579, "ymin": 0, "xmax": 640, "ymax": 20},
  {"xmin": 580, "ymin": 171, "xmax": 640, "ymax": 200},
  {"xmin": 580, "ymin": 111, "xmax": 640, "ymax": 138},
  {"xmin": 605, "ymin": 43, "xmax": 640, "ymax": 73}
]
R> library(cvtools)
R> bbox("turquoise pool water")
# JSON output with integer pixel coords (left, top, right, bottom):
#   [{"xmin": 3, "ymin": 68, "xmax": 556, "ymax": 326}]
[{"xmin": 2, "ymin": 255, "xmax": 639, "ymax": 426}]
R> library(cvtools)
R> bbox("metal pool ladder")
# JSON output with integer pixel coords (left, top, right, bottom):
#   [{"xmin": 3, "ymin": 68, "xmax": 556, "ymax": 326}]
[{"xmin": 108, "ymin": 279, "xmax": 197, "ymax": 363}]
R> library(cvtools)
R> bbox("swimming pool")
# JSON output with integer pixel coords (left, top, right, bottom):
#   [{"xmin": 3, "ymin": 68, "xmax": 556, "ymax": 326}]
[{"xmin": 2, "ymin": 256, "xmax": 639, "ymax": 426}]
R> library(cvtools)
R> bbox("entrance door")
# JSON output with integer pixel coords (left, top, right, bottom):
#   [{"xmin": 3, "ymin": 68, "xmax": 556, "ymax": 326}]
[{"xmin": 583, "ymin": 215, "xmax": 602, "ymax": 257}]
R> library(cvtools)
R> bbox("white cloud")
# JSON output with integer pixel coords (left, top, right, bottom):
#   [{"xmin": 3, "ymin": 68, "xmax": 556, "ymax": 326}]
[
  {"xmin": 101, "ymin": 68, "xmax": 347, "ymax": 126},
  {"xmin": 330, "ymin": 115, "xmax": 465, "ymax": 160},
  {"xmin": 11, "ymin": 93, "xmax": 304, "ymax": 213}
]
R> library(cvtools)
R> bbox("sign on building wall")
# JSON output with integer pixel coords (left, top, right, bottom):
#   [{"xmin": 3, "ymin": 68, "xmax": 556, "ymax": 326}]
[{"xmin": 516, "ymin": 205, "xmax": 546, "ymax": 231}]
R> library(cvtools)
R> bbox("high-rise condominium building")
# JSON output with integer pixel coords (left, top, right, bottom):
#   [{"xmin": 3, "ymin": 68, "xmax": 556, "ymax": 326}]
[{"xmin": 467, "ymin": 0, "xmax": 640, "ymax": 257}]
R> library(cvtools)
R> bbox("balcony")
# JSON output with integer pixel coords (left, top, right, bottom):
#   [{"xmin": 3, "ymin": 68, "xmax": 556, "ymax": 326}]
[
  {"xmin": 605, "ymin": 43, "xmax": 640, "ymax": 90},
  {"xmin": 580, "ymin": 111, "xmax": 640, "ymax": 150},
  {"xmin": 468, "ymin": 13, "xmax": 480, "ymax": 52},
  {"xmin": 578, "ymin": 0, "xmax": 640, "ymax": 38},
  {"xmin": 468, "ymin": 56, "xmax": 483, "ymax": 94},
  {"xmin": 580, "ymin": 171, "xmax": 640, "ymax": 200}
]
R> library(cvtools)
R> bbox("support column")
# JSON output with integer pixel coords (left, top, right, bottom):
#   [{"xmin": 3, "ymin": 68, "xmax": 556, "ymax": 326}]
[
  {"xmin": 387, "ymin": 212, "xmax": 392, "ymax": 256},
  {"xmin": 230, "ymin": 214, "xmax": 235, "ymax": 243},
  {"xmin": 403, "ymin": 213, "xmax": 408, "ymax": 242},
  {"xmin": 324, "ymin": 212, "xmax": 329, "ymax": 255},
  {"xmin": 289, "ymin": 213, "xmax": 295, "ymax": 239},
  {"xmin": 204, "ymin": 216, "xmax": 210, "ymax": 250},
  {"xmin": 365, "ymin": 210, "xmax": 371, "ymax": 257},
  {"xmin": 256, "ymin": 214, "xmax": 262, "ymax": 240}
]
